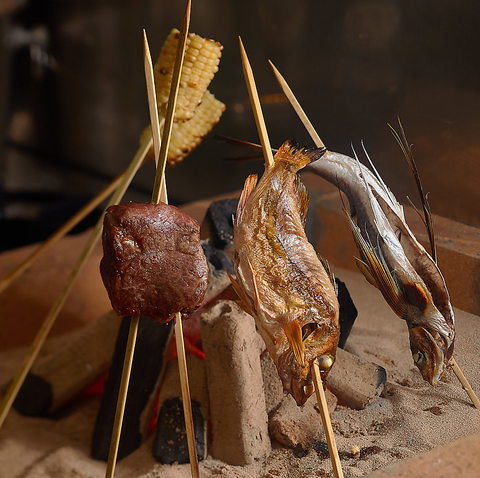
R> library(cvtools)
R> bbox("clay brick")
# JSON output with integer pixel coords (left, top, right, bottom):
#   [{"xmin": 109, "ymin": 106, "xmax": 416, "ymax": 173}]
[
  {"xmin": 363, "ymin": 429, "xmax": 480, "ymax": 477},
  {"xmin": 268, "ymin": 389, "xmax": 337, "ymax": 450},
  {"xmin": 260, "ymin": 353, "xmax": 285, "ymax": 415},
  {"xmin": 326, "ymin": 348, "xmax": 386, "ymax": 410},
  {"xmin": 200, "ymin": 300, "xmax": 271, "ymax": 465}
]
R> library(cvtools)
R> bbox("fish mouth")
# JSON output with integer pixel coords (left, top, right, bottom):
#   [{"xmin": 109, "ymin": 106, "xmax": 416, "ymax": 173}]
[
  {"xmin": 409, "ymin": 326, "xmax": 447, "ymax": 385},
  {"xmin": 276, "ymin": 321, "xmax": 339, "ymax": 405},
  {"xmin": 276, "ymin": 351, "xmax": 314, "ymax": 406}
]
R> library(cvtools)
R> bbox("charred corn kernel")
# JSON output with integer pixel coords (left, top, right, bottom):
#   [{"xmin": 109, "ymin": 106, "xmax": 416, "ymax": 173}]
[
  {"xmin": 166, "ymin": 90, "xmax": 225, "ymax": 167},
  {"xmin": 350, "ymin": 445, "xmax": 361, "ymax": 457},
  {"xmin": 154, "ymin": 29, "xmax": 223, "ymax": 121}
]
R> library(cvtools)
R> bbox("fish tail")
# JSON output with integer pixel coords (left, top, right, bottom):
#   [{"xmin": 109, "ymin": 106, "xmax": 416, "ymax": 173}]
[{"xmin": 275, "ymin": 139, "xmax": 326, "ymax": 171}]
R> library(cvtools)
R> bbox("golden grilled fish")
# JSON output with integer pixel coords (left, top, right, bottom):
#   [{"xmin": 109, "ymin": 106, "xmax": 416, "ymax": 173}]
[
  {"xmin": 230, "ymin": 139, "xmax": 340, "ymax": 406},
  {"xmin": 307, "ymin": 144, "xmax": 455, "ymax": 385}
]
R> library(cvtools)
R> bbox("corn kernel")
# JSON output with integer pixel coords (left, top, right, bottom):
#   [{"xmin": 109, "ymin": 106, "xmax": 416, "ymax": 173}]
[
  {"xmin": 166, "ymin": 90, "xmax": 226, "ymax": 166},
  {"xmin": 154, "ymin": 29, "xmax": 223, "ymax": 121}
]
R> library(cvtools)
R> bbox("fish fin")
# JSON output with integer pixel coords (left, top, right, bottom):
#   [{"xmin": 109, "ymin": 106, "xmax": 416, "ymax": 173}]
[
  {"xmin": 282, "ymin": 321, "xmax": 305, "ymax": 366},
  {"xmin": 235, "ymin": 174, "xmax": 258, "ymax": 225},
  {"xmin": 360, "ymin": 141, "xmax": 404, "ymax": 220},
  {"xmin": 293, "ymin": 175, "xmax": 310, "ymax": 226},
  {"xmin": 275, "ymin": 139, "xmax": 326, "ymax": 171},
  {"xmin": 226, "ymin": 269, "xmax": 254, "ymax": 317},
  {"xmin": 318, "ymin": 254, "xmax": 336, "ymax": 288},
  {"xmin": 235, "ymin": 299, "xmax": 253, "ymax": 315},
  {"xmin": 404, "ymin": 282, "xmax": 429, "ymax": 311},
  {"xmin": 388, "ymin": 117, "xmax": 437, "ymax": 263},
  {"xmin": 354, "ymin": 257, "xmax": 378, "ymax": 289},
  {"xmin": 344, "ymin": 208, "xmax": 407, "ymax": 318},
  {"xmin": 246, "ymin": 257, "xmax": 262, "ymax": 312}
]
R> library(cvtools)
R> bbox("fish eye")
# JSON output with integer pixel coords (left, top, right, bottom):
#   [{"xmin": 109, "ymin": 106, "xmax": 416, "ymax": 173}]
[
  {"xmin": 413, "ymin": 350, "xmax": 425, "ymax": 364},
  {"xmin": 317, "ymin": 354, "xmax": 334, "ymax": 371}
]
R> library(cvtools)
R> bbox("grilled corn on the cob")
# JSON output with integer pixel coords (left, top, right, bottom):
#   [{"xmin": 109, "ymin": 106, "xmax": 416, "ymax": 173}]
[
  {"xmin": 141, "ymin": 90, "xmax": 226, "ymax": 167},
  {"xmin": 154, "ymin": 28, "xmax": 223, "ymax": 121},
  {"xmin": 167, "ymin": 90, "xmax": 225, "ymax": 166}
]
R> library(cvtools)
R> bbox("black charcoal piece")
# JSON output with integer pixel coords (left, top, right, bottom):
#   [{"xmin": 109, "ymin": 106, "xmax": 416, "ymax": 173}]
[
  {"xmin": 202, "ymin": 239, "xmax": 234, "ymax": 274},
  {"xmin": 336, "ymin": 278, "xmax": 358, "ymax": 349},
  {"xmin": 313, "ymin": 441, "xmax": 330, "ymax": 458},
  {"xmin": 152, "ymin": 397, "xmax": 206, "ymax": 464},
  {"xmin": 203, "ymin": 199, "xmax": 238, "ymax": 250},
  {"xmin": 13, "ymin": 374, "xmax": 52, "ymax": 416},
  {"xmin": 91, "ymin": 315, "xmax": 172, "ymax": 461}
]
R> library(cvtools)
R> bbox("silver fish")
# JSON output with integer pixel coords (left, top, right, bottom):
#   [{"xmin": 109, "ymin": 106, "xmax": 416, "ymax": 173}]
[{"xmin": 307, "ymin": 146, "xmax": 455, "ymax": 385}]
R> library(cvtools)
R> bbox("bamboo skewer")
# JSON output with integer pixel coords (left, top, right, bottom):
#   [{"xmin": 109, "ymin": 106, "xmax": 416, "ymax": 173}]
[
  {"xmin": 146, "ymin": 11, "xmax": 200, "ymax": 473},
  {"xmin": 238, "ymin": 37, "xmax": 274, "ymax": 168},
  {"xmin": 0, "ymin": 130, "xmax": 153, "ymax": 430},
  {"xmin": 269, "ymin": 61, "xmax": 480, "ymax": 412},
  {"xmin": 268, "ymin": 60, "xmax": 325, "ymax": 150},
  {"xmin": 104, "ymin": 4, "xmax": 198, "ymax": 477},
  {"xmin": 313, "ymin": 362, "xmax": 344, "ymax": 478},
  {"xmin": 173, "ymin": 312, "xmax": 200, "ymax": 476},
  {"xmin": 451, "ymin": 358, "xmax": 480, "ymax": 410},
  {"xmin": 104, "ymin": 313, "xmax": 140, "ymax": 478},
  {"xmin": 0, "ymin": 172, "xmax": 124, "ymax": 295},
  {"xmin": 239, "ymin": 40, "xmax": 344, "ymax": 478}
]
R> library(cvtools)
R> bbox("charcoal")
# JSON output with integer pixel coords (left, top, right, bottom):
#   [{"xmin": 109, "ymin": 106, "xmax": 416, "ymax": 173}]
[
  {"xmin": 336, "ymin": 277, "xmax": 358, "ymax": 348},
  {"xmin": 152, "ymin": 398, "xmax": 206, "ymax": 464},
  {"xmin": 13, "ymin": 374, "xmax": 52, "ymax": 416},
  {"xmin": 202, "ymin": 199, "xmax": 238, "ymax": 250},
  {"xmin": 201, "ymin": 239, "xmax": 234, "ymax": 274},
  {"xmin": 91, "ymin": 315, "xmax": 172, "ymax": 461}
]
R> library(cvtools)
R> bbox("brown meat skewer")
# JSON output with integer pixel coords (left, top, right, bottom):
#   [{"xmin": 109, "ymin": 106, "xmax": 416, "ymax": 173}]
[
  {"xmin": 238, "ymin": 39, "xmax": 344, "ymax": 478},
  {"xmin": 149, "ymin": 12, "xmax": 201, "ymax": 470},
  {"xmin": 103, "ymin": 4, "xmax": 199, "ymax": 477}
]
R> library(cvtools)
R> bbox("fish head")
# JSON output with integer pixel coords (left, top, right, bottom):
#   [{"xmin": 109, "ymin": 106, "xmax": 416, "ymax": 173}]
[
  {"xmin": 276, "ymin": 320, "xmax": 339, "ymax": 405},
  {"xmin": 408, "ymin": 326, "xmax": 452, "ymax": 385},
  {"xmin": 404, "ymin": 282, "xmax": 454, "ymax": 385}
]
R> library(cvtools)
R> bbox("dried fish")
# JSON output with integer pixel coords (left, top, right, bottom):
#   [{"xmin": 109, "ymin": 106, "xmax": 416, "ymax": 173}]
[
  {"xmin": 307, "ymin": 147, "xmax": 455, "ymax": 385},
  {"xmin": 230, "ymin": 139, "xmax": 340, "ymax": 405}
]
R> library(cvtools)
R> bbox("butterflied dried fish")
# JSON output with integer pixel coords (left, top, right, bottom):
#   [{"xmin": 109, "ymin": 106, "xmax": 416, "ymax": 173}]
[
  {"xmin": 307, "ymin": 147, "xmax": 455, "ymax": 385},
  {"xmin": 230, "ymin": 139, "xmax": 340, "ymax": 405}
]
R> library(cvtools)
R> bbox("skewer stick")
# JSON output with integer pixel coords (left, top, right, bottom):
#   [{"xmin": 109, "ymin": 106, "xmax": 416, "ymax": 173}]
[
  {"xmin": 312, "ymin": 362, "xmax": 344, "ymax": 478},
  {"xmin": 174, "ymin": 312, "xmax": 200, "ymax": 476},
  {"xmin": 104, "ymin": 313, "xmax": 139, "ymax": 478},
  {"xmin": 104, "ymin": 7, "xmax": 198, "ymax": 477},
  {"xmin": 451, "ymin": 358, "xmax": 480, "ymax": 410},
  {"xmin": 240, "ymin": 42, "xmax": 343, "ymax": 478},
  {"xmin": 268, "ymin": 60, "xmax": 325, "ymax": 150},
  {"xmin": 271, "ymin": 63, "xmax": 480, "ymax": 412},
  {"xmin": 0, "ymin": 131, "xmax": 153, "ymax": 430},
  {"xmin": 151, "ymin": 0, "xmax": 191, "ymax": 204},
  {"xmin": 0, "ymin": 171, "xmax": 125, "ymax": 295},
  {"xmin": 238, "ymin": 37, "xmax": 274, "ymax": 168},
  {"xmin": 146, "ymin": 7, "xmax": 200, "ymax": 474}
]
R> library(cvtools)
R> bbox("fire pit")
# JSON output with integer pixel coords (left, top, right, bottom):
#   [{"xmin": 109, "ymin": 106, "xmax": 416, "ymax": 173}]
[{"xmin": 1, "ymin": 179, "xmax": 479, "ymax": 477}]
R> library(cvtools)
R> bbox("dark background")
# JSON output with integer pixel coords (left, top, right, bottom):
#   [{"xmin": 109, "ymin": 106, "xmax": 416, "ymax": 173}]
[{"xmin": 1, "ymin": 0, "xmax": 479, "ymax": 250}]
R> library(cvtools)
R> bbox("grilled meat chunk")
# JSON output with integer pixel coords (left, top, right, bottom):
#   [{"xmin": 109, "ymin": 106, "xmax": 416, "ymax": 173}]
[{"xmin": 100, "ymin": 202, "xmax": 208, "ymax": 323}]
